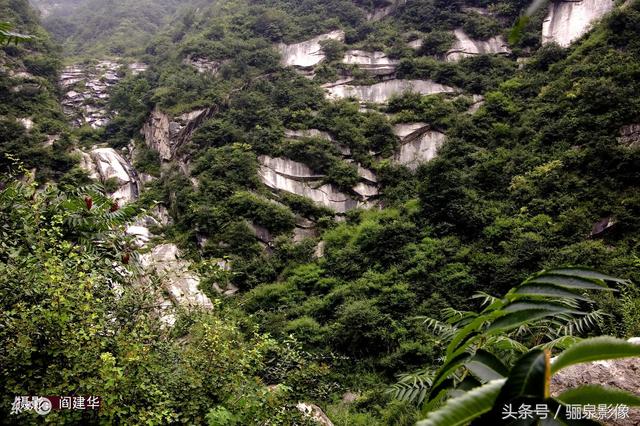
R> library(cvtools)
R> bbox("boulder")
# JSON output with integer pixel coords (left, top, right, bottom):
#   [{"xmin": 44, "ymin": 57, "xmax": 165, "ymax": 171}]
[
  {"xmin": 542, "ymin": 0, "xmax": 615, "ymax": 47},
  {"xmin": 445, "ymin": 29, "xmax": 511, "ymax": 62},
  {"xmin": 278, "ymin": 30, "xmax": 345, "ymax": 69},
  {"xmin": 342, "ymin": 50, "xmax": 399, "ymax": 75},
  {"xmin": 296, "ymin": 403, "xmax": 334, "ymax": 426},
  {"xmin": 550, "ymin": 338, "xmax": 640, "ymax": 426},
  {"xmin": 140, "ymin": 244, "xmax": 213, "ymax": 309},
  {"xmin": 325, "ymin": 79, "xmax": 456, "ymax": 103}
]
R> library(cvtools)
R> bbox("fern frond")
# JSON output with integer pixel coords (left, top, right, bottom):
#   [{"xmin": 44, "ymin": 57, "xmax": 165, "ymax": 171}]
[{"xmin": 387, "ymin": 369, "xmax": 435, "ymax": 405}]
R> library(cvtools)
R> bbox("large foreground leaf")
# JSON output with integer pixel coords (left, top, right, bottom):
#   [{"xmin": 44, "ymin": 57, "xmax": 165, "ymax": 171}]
[
  {"xmin": 551, "ymin": 336, "xmax": 640, "ymax": 374},
  {"xmin": 416, "ymin": 379, "xmax": 506, "ymax": 426},
  {"xmin": 557, "ymin": 385, "xmax": 640, "ymax": 406}
]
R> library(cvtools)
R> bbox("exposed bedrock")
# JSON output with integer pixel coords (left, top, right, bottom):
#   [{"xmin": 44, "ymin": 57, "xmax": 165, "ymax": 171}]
[
  {"xmin": 325, "ymin": 79, "xmax": 456, "ymax": 103},
  {"xmin": 60, "ymin": 60, "xmax": 146, "ymax": 129},
  {"xmin": 141, "ymin": 107, "xmax": 215, "ymax": 161},
  {"xmin": 258, "ymin": 155, "xmax": 375, "ymax": 213},
  {"xmin": 550, "ymin": 338, "xmax": 640, "ymax": 426},
  {"xmin": 140, "ymin": 244, "xmax": 213, "ymax": 310},
  {"xmin": 79, "ymin": 147, "xmax": 140, "ymax": 204},
  {"xmin": 342, "ymin": 50, "xmax": 399, "ymax": 75},
  {"xmin": 284, "ymin": 128, "xmax": 352, "ymax": 156},
  {"xmin": 445, "ymin": 29, "xmax": 511, "ymax": 62},
  {"xmin": 367, "ymin": 0, "xmax": 407, "ymax": 22},
  {"xmin": 619, "ymin": 124, "xmax": 640, "ymax": 148},
  {"xmin": 183, "ymin": 55, "xmax": 224, "ymax": 75},
  {"xmin": 278, "ymin": 30, "xmax": 345, "ymax": 69},
  {"xmin": 542, "ymin": 0, "xmax": 615, "ymax": 47},
  {"xmin": 392, "ymin": 123, "xmax": 446, "ymax": 170}
]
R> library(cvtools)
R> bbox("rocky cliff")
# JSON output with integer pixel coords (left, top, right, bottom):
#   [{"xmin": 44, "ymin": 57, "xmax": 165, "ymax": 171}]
[
  {"xmin": 542, "ymin": 0, "xmax": 615, "ymax": 47},
  {"xmin": 278, "ymin": 30, "xmax": 345, "ymax": 69},
  {"xmin": 325, "ymin": 79, "xmax": 457, "ymax": 103}
]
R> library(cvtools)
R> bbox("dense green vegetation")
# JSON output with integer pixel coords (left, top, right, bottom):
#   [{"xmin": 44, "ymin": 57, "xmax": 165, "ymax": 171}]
[
  {"xmin": 30, "ymin": 0, "xmax": 199, "ymax": 59},
  {"xmin": 2, "ymin": 0, "xmax": 640, "ymax": 424}
]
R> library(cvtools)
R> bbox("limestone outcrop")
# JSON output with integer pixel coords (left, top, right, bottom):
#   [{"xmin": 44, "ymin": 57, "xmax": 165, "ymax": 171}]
[
  {"xmin": 619, "ymin": 124, "xmax": 640, "ymax": 148},
  {"xmin": 61, "ymin": 60, "xmax": 125, "ymax": 128},
  {"xmin": 183, "ymin": 55, "xmax": 224, "ymax": 75},
  {"xmin": 128, "ymin": 62, "xmax": 148, "ymax": 75},
  {"xmin": 140, "ymin": 244, "xmax": 213, "ymax": 309},
  {"xmin": 542, "ymin": 0, "xmax": 615, "ymax": 47},
  {"xmin": 79, "ymin": 147, "xmax": 139, "ymax": 204},
  {"xmin": 342, "ymin": 50, "xmax": 398, "ymax": 75},
  {"xmin": 445, "ymin": 29, "xmax": 511, "ymax": 62},
  {"xmin": 285, "ymin": 128, "xmax": 352, "ymax": 156},
  {"xmin": 60, "ymin": 60, "xmax": 149, "ymax": 128},
  {"xmin": 392, "ymin": 123, "xmax": 445, "ymax": 170},
  {"xmin": 366, "ymin": 0, "xmax": 407, "ymax": 22},
  {"xmin": 278, "ymin": 30, "xmax": 345, "ymax": 69},
  {"xmin": 296, "ymin": 403, "xmax": 334, "ymax": 426},
  {"xmin": 325, "ymin": 79, "xmax": 456, "ymax": 103},
  {"xmin": 258, "ymin": 156, "xmax": 374, "ymax": 213},
  {"xmin": 550, "ymin": 338, "xmax": 640, "ymax": 426},
  {"xmin": 141, "ymin": 107, "xmax": 215, "ymax": 161}
]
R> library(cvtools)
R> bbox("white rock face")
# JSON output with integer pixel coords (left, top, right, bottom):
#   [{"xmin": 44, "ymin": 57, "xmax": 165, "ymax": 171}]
[
  {"xmin": 258, "ymin": 156, "xmax": 370, "ymax": 213},
  {"xmin": 393, "ymin": 123, "xmax": 445, "ymax": 170},
  {"xmin": 342, "ymin": 50, "xmax": 399, "ymax": 75},
  {"xmin": 285, "ymin": 128, "xmax": 334, "ymax": 142},
  {"xmin": 446, "ymin": 29, "xmax": 511, "ymax": 62},
  {"xmin": 128, "ymin": 62, "xmax": 148, "ymax": 75},
  {"xmin": 278, "ymin": 30, "xmax": 345, "ymax": 69},
  {"xmin": 325, "ymin": 79, "xmax": 456, "ymax": 103},
  {"xmin": 408, "ymin": 38, "xmax": 423, "ymax": 50},
  {"xmin": 140, "ymin": 244, "xmax": 213, "ymax": 309},
  {"xmin": 542, "ymin": 0, "xmax": 615, "ymax": 47},
  {"xmin": 141, "ymin": 107, "xmax": 213, "ymax": 161},
  {"xmin": 79, "ymin": 148, "xmax": 139, "ymax": 204},
  {"xmin": 367, "ymin": 0, "xmax": 407, "ymax": 21},
  {"xmin": 18, "ymin": 117, "xmax": 33, "ymax": 130}
]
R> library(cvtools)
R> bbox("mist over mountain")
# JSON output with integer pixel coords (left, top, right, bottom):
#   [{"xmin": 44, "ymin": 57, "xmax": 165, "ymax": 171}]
[{"xmin": 3, "ymin": 0, "xmax": 640, "ymax": 424}]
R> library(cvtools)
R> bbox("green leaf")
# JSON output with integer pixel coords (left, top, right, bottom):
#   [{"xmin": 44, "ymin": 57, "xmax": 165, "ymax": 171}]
[
  {"xmin": 547, "ymin": 268, "xmax": 629, "ymax": 284},
  {"xmin": 416, "ymin": 379, "xmax": 505, "ymax": 426},
  {"xmin": 512, "ymin": 283, "xmax": 593, "ymax": 302},
  {"xmin": 497, "ymin": 350, "xmax": 546, "ymax": 402},
  {"xmin": 557, "ymin": 385, "xmax": 640, "ymax": 406},
  {"xmin": 503, "ymin": 301, "xmax": 579, "ymax": 313},
  {"xmin": 465, "ymin": 350, "xmax": 508, "ymax": 382},
  {"xmin": 430, "ymin": 351, "xmax": 471, "ymax": 393},
  {"xmin": 527, "ymin": 275, "xmax": 612, "ymax": 291},
  {"xmin": 487, "ymin": 308, "xmax": 578, "ymax": 333},
  {"xmin": 551, "ymin": 336, "xmax": 640, "ymax": 374}
]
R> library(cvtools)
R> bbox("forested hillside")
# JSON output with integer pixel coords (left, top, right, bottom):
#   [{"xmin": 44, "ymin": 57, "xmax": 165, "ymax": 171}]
[{"xmin": 3, "ymin": 0, "xmax": 640, "ymax": 424}]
